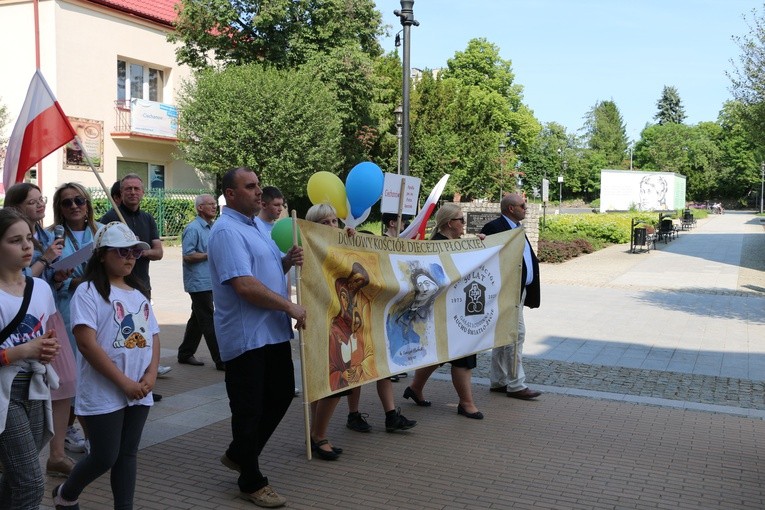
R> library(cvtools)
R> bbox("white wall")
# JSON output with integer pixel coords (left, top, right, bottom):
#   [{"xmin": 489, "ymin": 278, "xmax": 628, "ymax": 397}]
[
  {"xmin": 599, "ymin": 169, "xmax": 686, "ymax": 212},
  {"xmin": 0, "ymin": 0, "xmax": 205, "ymax": 204}
]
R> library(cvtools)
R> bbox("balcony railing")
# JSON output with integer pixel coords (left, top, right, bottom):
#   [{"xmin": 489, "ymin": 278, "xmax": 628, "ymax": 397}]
[{"xmin": 113, "ymin": 99, "xmax": 178, "ymax": 141}]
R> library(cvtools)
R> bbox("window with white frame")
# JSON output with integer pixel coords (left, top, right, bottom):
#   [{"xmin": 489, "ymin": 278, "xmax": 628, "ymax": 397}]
[{"xmin": 117, "ymin": 60, "xmax": 165, "ymax": 103}]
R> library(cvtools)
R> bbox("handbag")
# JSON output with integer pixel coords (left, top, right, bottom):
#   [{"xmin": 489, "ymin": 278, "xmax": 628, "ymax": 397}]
[{"xmin": 0, "ymin": 277, "xmax": 34, "ymax": 344}]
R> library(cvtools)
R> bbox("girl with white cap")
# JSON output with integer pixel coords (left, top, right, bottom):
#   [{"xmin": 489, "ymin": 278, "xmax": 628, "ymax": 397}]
[{"xmin": 52, "ymin": 222, "xmax": 160, "ymax": 510}]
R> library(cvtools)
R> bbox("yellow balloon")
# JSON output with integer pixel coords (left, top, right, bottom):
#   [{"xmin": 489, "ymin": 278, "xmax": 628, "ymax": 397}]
[{"xmin": 307, "ymin": 171, "xmax": 348, "ymax": 218}]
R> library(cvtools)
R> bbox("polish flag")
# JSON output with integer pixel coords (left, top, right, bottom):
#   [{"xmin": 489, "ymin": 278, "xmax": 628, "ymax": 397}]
[
  {"xmin": 2, "ymin": 70, "xmax": 76, "ymax": 192},
  {"xmin": 399, "ymin": 174, "xmax": 450, "ymax": 240}
]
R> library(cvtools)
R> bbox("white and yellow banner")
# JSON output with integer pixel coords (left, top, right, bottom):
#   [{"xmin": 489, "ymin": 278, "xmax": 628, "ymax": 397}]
[{"xmin": 299, "ymin": 219, "xmax": 525, "ymax": 402}]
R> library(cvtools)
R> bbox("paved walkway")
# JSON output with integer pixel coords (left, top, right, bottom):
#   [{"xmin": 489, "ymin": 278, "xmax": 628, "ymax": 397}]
[{"xmin": 40, "ymin": 211, "xmax": 765, "ymax": 509}]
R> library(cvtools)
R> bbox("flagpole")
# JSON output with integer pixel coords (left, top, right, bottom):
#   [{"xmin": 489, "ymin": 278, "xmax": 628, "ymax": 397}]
[
  {"xmin": 292, "ymin": 210, "xmax": 311, "ymax": 460},
  {"xmin": 72, "ymin": 136, "xmax": 126, "ymax": 224},
  {"xmin": 33, "ymin": 0, "xmax": 42, "ymax": 191}
]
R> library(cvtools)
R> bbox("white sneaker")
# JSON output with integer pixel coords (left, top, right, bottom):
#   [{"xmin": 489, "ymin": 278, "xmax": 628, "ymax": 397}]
[
  {"xmin": 64, "ymin": 425, "xmax": 87, "ymax": 453},
  {"xmin": 157, "ymin": 365, "xmax": 172, "ymax": 377}
]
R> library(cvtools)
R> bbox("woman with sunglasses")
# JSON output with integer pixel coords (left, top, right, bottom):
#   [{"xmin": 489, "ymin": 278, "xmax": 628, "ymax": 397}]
[
  {"xmin": 403, "ymin": 203, "xmax": 486, "ymax": 419},
  {"xmin": 49, "ymin": 184, "xmax": 103, "ymax": 464}
]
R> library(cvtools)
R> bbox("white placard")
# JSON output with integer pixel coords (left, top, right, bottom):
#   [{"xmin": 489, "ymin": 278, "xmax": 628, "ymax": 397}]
[
  {"xmin": 50, "ymin": 243, "xmax": 94, "ymax": 272},
  {"xmin": 542, "ymin": 179, "xmax": 550, "ymax": 203},
  {"xmin": 381, "ymin": 173, "xmax": 421, "ymax": 215}
]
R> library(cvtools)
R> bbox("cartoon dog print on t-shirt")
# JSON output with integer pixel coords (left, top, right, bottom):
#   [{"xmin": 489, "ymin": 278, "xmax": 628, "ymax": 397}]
[{"xmin": 112, "ymin": 300, "xmax": 150, "ymax": 349}]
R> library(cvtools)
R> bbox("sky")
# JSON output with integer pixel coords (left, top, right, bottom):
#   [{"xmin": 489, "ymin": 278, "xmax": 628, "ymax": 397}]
[{"xmin": 376, "ymin": 0, "xmax": 763, "ymax": 141}]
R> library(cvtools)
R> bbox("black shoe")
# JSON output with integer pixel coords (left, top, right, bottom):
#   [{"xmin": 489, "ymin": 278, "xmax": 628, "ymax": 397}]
[
  {"xmin": 152, "ymin": 393, "xmax": 162, "ymax": 403},
  {"xmin": 403, "ymin": 386, "xmax": 431, "ymax": 407},
  {"xmin": 385, "ymin": 408, "xmax": 417, "ymax": 432},
  {"xmin": 179, "ymin": 355, "xmax": 204, "ymax": 366},
  {"xmin": 346, "ymin": 412, "xmax": 371, "ymax": 433},
  {"xmin": 311, "ymin": 439, "xmax": 340, "ymax": 460},
  {"xmin": 457, "ymin": 404, "xmax": 484, "ymax": 420},
  {"xmin": 310, "ymin": 438, "xmax": 342, "ymax": 454},
  {"xmin": 389, "ymin": 374, "xmax": 400, "ymax": 382}
]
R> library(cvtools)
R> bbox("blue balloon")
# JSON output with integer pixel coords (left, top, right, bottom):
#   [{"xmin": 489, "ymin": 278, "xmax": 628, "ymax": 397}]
[{"xmin": 346, "ymin": 162, "xmax": 384, "ymax": 219}]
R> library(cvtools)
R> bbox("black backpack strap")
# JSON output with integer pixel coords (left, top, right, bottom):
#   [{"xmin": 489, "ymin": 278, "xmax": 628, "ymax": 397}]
[{"xmin": 0, "ymin": 277, "xmax": 34, "ymax": 345}]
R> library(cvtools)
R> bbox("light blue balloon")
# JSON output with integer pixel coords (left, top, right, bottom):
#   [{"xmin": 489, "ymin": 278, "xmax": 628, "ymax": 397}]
[{"xmin": 346, "ymin": 162, "xmax": 384, "ymax": 218}]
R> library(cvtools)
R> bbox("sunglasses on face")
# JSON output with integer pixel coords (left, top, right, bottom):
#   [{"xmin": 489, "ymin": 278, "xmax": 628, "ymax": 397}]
[
  {"xmin": 61, "ymin": 196, "xmax": 87, "ymax": 208},
  {"xmin": 110, "ymin": 247, "xmax": 143, "ymax": 259}
]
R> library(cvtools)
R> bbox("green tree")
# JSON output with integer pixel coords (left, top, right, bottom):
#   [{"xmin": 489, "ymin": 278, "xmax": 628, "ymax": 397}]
[
  {"xmin": 169, "ymin": 0, "xmax": 385, "ymax": 174},
  {"xmin": 583, "ymin": 100, "xmax": 628, "ymax": 167},
  {"xmin": 169, "ymin": 0, "xmax": 383, "ymax": 70},
  {"xmin": 176, "ymin": 64, "xmax": 343, "ymax": 193},
  {"xmin": 728, "ymin": 6, "xmax": 765, "ymax": 146},
  {"xmin": 716, "ymin": 101, "xmax": 761, "ymax": 202},
  {"xmin": 412, "ymin": 38, "xmax": 539, "ymax": 199},
  {"xmin": 633, "ymin": 122, "xmax": 721, "ymax": 201},
  {"xmin": 654, "ymin": 85, "xmax": 686, "ymax": 125}
]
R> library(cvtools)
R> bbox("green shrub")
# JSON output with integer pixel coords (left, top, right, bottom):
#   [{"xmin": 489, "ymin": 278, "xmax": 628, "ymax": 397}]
[{"xmin": 538, "ymin": 212, "xmax": 657, "ymax": 263}]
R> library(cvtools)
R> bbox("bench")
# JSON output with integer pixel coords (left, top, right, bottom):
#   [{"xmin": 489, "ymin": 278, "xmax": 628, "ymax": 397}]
[{"xmin": 657, "ymin": 216, "xmax": 678, "ymax": 243}]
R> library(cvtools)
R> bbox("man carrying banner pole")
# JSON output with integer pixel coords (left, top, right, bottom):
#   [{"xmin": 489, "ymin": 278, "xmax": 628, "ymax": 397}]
[
  {"xmin": 209, "ymin": 167, "xmax": 304, "ymax": 508},
  {"xmin": 481, "ymin": 193, "xmax": 542, "ymax": 400}
]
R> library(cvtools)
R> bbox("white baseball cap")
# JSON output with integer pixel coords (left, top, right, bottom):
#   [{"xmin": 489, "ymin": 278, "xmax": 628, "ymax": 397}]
[{"xmin": 93, "ymin": 222, "xmax": 150, "ymax": 250}]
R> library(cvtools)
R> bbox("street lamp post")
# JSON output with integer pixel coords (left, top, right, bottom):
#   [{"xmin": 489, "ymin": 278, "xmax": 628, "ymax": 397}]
[
  {"xmin": 559, "ymin": 160, "xmax": 567, "ymax": 210},
  {"xmin": 394, "ymin": 0, "xmax": 419, "ymax": 176},
  {"xmin": 394, "ymin": 104, "xmax": 403, "ymax": 174}
]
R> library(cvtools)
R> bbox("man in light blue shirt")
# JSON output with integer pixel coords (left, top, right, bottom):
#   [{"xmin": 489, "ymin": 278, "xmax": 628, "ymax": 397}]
[
  {"xmin": 208, "ymin": 167, "xmax": 304, "ymax": 508},
  {"xmin": 178, "ymin": 194, "xmax": 223, "ymax": 369}
]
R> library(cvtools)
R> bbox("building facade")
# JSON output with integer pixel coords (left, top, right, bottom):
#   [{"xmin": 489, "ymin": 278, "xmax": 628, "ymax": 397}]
[{"xmin": 0, "ymin": 0, "xmax": 206, "ymax": 200}]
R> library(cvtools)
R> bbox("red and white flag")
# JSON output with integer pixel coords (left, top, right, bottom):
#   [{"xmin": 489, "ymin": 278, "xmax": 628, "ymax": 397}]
[
  {"xmin": 399, "ymin": 174, "xmax": 450, "ymax": 240},
  {"xmin": 2, "ymin": 70, "xmax": 76, "ymax": 192}
]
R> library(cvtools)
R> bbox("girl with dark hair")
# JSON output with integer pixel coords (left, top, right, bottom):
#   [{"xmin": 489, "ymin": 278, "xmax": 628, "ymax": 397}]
[
  {"xmin": 52, "ymin": 222, "xmax": 159, "ymax": 510},
  {"xmin": 0, "ymin": 208, "xmax": 61, "ymax": 508},
  {"xmin": 4, "ymin": 182, "xmax": 64, "ymax": 280},
  {"xmin": 5, "ymin": 182, "xmax": 80, "ymax": 475}
]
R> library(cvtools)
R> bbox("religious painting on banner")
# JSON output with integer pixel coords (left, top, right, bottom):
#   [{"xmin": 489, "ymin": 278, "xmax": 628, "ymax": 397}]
[{"xmin": 299, "ymin": 219, "xmax": 525, "ymax": 402}]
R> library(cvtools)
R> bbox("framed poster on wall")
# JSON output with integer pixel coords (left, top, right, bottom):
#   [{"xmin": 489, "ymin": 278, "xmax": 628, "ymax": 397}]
[{"xmin": 63, "ymin": 118, "xmax": 104, "ymax": 171}]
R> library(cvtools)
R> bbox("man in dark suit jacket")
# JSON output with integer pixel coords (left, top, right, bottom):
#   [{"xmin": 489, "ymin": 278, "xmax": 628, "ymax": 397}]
[{"xmin": 480, "ymin": 193, "xmax": 542, "ymax": 400}]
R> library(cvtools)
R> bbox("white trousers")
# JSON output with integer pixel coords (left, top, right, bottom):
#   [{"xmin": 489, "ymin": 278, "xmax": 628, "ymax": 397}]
[{"xmin": 490, "ymin": 289, "xmax": 526, "ymax": 392}]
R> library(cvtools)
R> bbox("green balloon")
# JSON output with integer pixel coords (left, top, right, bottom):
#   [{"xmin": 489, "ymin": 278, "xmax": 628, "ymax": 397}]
[{"xmin": 271, "ymin": 217, "xmax": 301, "ymax": 252}]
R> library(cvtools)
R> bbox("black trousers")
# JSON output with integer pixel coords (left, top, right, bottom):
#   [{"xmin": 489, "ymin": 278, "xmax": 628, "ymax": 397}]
[
  {"xmin": 178, "ymin": 291, "xmax": 222, "ymax": 365},
  {"xmin": 224, "ymin": 342, "xmax": 294, "ymax": 493}
]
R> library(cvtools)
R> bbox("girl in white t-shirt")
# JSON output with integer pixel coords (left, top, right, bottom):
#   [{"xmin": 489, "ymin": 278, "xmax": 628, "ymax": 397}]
[
  {"xmin": 0, "ymin": 208, "xmax": 60, "ymax": 509},
  {"xmin": 52, "ymin": 222, "xmax": 160, "ymax": 510}
]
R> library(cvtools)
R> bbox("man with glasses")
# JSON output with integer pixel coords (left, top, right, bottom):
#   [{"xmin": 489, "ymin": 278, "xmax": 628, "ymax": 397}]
[
  {"xmin": 100, "ymin": 174, "xmax": 172, "ymax": 389},
  {"xmin": 178, "ymin": 194, "xmax": 223, "ymax": 370},
  {"xmin": 480, "ymin": 193, "xmax": 542, "ymax": 400}
]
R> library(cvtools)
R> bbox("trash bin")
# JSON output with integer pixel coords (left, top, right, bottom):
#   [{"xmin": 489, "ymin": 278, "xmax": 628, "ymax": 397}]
[{"xmin": 633, "ymin": 227, "xmax": 647, "ymax": 247}]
